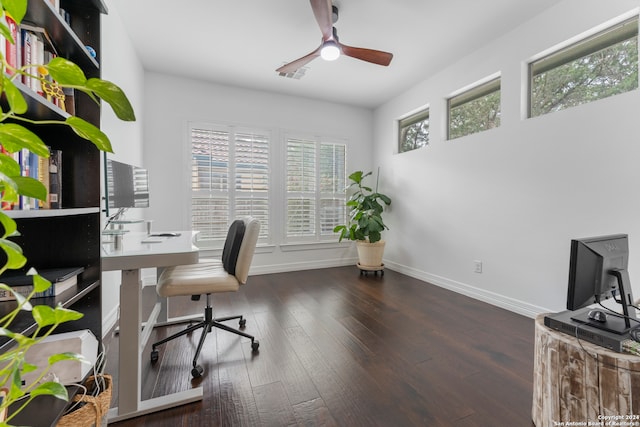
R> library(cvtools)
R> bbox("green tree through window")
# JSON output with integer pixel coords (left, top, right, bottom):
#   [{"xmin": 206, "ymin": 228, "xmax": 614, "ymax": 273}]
[{"xmin": 530, "ymin": 17, "xmax": 638, "ymax": 117}]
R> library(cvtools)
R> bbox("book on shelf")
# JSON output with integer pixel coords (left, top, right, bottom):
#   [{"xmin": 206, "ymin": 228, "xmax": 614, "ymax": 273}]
[
  {"xmin": 0, "ymin": 266, "xmax": 84, "ymax": 301},
  {"xmin": 4, "ymin": 13, "xmax": 20, "ymax": 75},
  {"xmin": 49, "ymin": 148, "xmax": 62, "ymax": 209}
]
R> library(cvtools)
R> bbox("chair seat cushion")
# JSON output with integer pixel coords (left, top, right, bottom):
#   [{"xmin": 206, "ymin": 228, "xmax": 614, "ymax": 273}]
[{"xmin": 157, "ymin": 261, "xmax": 240, "ymax": 297}]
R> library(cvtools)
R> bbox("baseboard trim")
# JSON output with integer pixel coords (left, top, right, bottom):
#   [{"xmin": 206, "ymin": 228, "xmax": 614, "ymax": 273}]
[{"xmin": 383, "ymin": 260, "xmax": 550, "ymax": 319}]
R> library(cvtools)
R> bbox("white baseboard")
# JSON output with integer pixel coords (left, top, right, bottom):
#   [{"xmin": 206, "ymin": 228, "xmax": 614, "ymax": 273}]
[
  {"xmin": 383, "ymin": 259, "xmax": 551, "ymax": 319},
  {"xmin": 102, "ymin": 305, "xmax": 119, "ymax": 338},
  {"xmin": 250, "ymin": 257, "xmax": 358, "ymax": 275}
]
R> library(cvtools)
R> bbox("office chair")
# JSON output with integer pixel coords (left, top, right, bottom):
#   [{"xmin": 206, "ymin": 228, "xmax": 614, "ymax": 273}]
[{"xmin": 150, "ymin": 217, "xmax": 260, "ymax": 378}]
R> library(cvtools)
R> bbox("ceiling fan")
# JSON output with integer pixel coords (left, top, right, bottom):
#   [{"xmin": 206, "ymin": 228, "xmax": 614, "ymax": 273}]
[{"xmin": 276, "ymin": 0, "xmax": 393, "ymax": 74}]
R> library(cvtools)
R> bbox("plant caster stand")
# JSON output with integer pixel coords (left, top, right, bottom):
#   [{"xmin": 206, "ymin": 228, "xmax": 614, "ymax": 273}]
[{"xmin": 357, "ymin": 263, "xmax": 384, "ymax": 276}]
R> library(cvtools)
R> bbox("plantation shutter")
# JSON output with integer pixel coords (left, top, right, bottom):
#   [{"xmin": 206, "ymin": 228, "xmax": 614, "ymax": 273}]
[
  {"xmin": 286, "ymin": 138, "xmax": 316, "ymax": 237},
  {"xmin": 286, "ymin": 136, "xmax": 346, "ymax": 240},
  {"xmin": 190, "ymin": 124, "xmax": 270, "ymax": 245}
]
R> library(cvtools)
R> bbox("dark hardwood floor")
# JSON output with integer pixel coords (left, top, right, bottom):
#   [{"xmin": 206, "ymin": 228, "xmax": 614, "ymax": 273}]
[{"xmin": 105, "ymin": 266, "xmax": 536, "ymax": 426}]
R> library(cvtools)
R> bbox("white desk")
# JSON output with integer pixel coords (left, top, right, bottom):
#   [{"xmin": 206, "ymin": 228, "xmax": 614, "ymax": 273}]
[{"xmin": 102, "ymin": 231, "xmax": 201, "ymax": 422}]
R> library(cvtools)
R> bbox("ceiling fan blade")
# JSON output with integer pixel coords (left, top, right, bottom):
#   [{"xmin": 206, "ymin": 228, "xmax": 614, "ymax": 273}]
[
  {"xmin": 339, "ymin": 43, "xmax": 394, "ymax": 67},
  {"xmin": 276, "ymin": 46, "xmax": 322, "ymax": 74},
  {"xmin": 310, "ymin": 0, "xmax": 333, "ymax": 40}
]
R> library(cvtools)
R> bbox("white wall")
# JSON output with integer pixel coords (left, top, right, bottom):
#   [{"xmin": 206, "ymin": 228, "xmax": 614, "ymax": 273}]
[
  {"xmin": 100, "ymin": 0, "xmax": 146, "ymax": 334},
  {"xmin": 374, "ymin": 0, "xmax": 640, "ymax": 317},
  {"xmin": 142, "ymin": 72, "xmax": 373, "ymax": 273}
]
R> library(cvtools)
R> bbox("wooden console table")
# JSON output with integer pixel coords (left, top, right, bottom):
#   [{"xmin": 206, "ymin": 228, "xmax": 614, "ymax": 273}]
[{"xmin": 532, "ymin": 314, "xmax": 640, "ymax": 427}]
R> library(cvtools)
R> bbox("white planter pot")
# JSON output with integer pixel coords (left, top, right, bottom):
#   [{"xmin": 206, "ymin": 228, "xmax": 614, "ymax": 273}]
[{"xmin": 356, "ymin": 240, "xmax": 385, "ymax": 267}]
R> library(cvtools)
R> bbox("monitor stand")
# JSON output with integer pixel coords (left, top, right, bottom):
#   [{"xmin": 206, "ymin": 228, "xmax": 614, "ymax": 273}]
[{"xmin": 571, "ymin": 269, "xmax": 637, "ymax": 335}]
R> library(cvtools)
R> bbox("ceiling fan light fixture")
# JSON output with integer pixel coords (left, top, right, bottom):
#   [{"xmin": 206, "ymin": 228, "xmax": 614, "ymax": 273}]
[{"xmin": 320, "ymin": 40, "xmax": 340, "ymax": 61}]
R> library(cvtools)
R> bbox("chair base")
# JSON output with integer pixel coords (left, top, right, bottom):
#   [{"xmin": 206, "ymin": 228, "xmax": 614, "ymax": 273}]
[{"xmin": 150, "ymin": 296, "xmax": 259, "ymax": 378}]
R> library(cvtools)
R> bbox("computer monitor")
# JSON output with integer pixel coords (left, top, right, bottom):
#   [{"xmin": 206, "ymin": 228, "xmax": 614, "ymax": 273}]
[
  {"xmin": 567, "ymin": 234, "xmax": 636, "ymax": 334},
  {"xmin": 104, "ymin": 158, "xmax": 150, "ymax": 218}
]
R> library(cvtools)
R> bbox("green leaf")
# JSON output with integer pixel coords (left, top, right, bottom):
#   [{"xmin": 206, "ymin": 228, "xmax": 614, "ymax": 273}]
[
  {"xmin": 46, "ymin": 57, "xmax": 87, "ymax": 85},
  {"xmin": 0, "ymin": 124, "xmax": 49, "ymax": 156},
  {"xmin": 65, "ymin": 116, "xmax": 113, "ymax": 152},
  {"xmin": 0, "ymin": 20, "xmax": 14, "ymax": 43},
  {"xmin": 49, "ymin": 352, "xmax": 85, "ymax": 365},
  {"xmin": 12, "ymin": 176, "xmax": 47, "ymax": 201},
  {"xmin": 378, "ymin": 194, "xmax": 391, "ymax": 205},
  {"xmin": 0, "ymin": 173, "xmax": 19, "ymax": 204},
  {"xmin": 86, "ymin": 78, "xmax": 136, "ymax": 121},
  {"xmin": 348, "ymin": 171, "xmax": 364, "ymax": 184},
  {"xmin": 3, "ymin": 0, "xmax": 27, "ymax": 24},
  {"xmin": 20, "ymin": 362, "xmax": 37, "ymax": 374},
  {"xmin": 32, "ymin": 273, "xmax": 52, "ymax": 293},
  {"xmin": 3, "ymin": 76, "xmax": 27, "ymax": 114},
  {"xmin": 32, "ymin": 305, "xmax": 83, "ymax": 327},
  {"xmin": 0, "ymin": 238, "xmax": 26, "ymax": 269},
  {"xmin": 0, "ymin": 152, "xmax": 21, "ymax": 175},
  {"xmin": 30, "ymin": 381, "xmax": 69, "ymax": 400},
  {"xmin": 0, "ymin": 211, "xmax": 17, "ymax": 237}
]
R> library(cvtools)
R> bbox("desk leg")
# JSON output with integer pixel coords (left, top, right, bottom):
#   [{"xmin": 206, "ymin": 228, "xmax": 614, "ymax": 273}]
[
  {"xmin": 117, "ymin": 269, "xmax": 142, "ymax": 414},
  {"xmin": 108, "ymin": 269, "xmax": 203, "ymax": 422}
]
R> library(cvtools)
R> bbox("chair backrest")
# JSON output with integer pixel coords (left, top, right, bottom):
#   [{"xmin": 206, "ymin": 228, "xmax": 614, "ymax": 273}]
[
  {"xmin": 221, "ymin": 219, "xmax": 245, "ymax": 275},
  {"xmin": 232, "ymin": 217, "xmax": 260, "ymax": 285}
]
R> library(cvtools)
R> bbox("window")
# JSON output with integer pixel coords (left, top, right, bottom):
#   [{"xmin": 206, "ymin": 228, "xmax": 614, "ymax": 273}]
[
  {"xmin": 190, "ymin": 123, "xmax": 269, "ymax": 247},
  {"xmin": 398, "ymin": 108, "xmax": 429, "ymax": 153},
  {"xmin": 286, "ymin": 136, "xmax": 347, "ymax": 240},
  {"xmin": 448, "ymin": 77, "xmax": 501, "ymax": 140},
  {"xmin": 530, "ymin": 17, "xmax": 638, "ymax": 118}
]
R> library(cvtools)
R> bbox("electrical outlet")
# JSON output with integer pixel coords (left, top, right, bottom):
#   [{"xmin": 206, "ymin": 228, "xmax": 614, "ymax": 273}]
[{"xmin": 474, "ymin": 260, "xmax": 483, "ymax": 273}]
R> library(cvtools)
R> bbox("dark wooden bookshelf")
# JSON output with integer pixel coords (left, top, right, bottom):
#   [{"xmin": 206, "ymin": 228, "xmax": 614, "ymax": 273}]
[{"xmin": 0, "ymin": 1, "xmax": 107, "ymax": 425}]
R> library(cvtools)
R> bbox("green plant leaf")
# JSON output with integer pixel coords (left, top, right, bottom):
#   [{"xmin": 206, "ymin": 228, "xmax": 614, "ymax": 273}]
[
  {"xmin": 3, "ymin": 76, "xmax": 27, "ymax": 114},
  {"xmin": 0, "ymin": 124, "xmax": 49, "ymax": 156},
  {"xmin": 12, "ymin": 176, "xmax": 47, "ymax": 201},
  {"xmin": 0, "ymin": 152, "xmax": 21, "ymax": 175},
  {"xmin": 349, "ymin": 170, "xmax": 364, "ymax": 183},
  {"xmin": 46, "ymin": 57, "xmax": 87, "ymax": 85},
  {"xmin": 0, "ymin": 328, "xmax": 31, "ymax": 345},
  {"xmin": 30, "ymin": 381, "xmax": 68, "ymax": 400},
  {"xmin": 49, "ymin": 352, "xmax": 85, "ymax": 365},
  {"xmin": 32, "ymin": 305, "xmax": 83, "ymax": 328},
  {"xmin": 65, "ymin": 116, "xmax": 113, "ymax": 152},
  {"xmin": 0, "ymin": 20, "xmax": 13, "ymax": 43},
  {"xmin": 0, "ymin": 238, "xmax": 26, "ymax": 269},
  {"xmin": 31, "ymin": 273, "xmax": 52, "ymax": 293},
  {"xmin": 3, "ymin": 0, "xmax": 27, "ymax": 24},
  {"xmin": 86, "ymin": 78, "xmax": 136, "ymax": 121},
  {"xmin": 0, "ymin": 211, "xmax": 17, "ymax": 237},
  {"xmin": 378, "ymin": 194, "xmax": 391, "ymax": 205},
  {"xmin": 20, "ymin": 362, "xmax": 37, "ymax": 374}
]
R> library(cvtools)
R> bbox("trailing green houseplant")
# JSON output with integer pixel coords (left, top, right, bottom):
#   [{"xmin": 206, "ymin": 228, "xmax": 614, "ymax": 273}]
[
  {"xmin": 333, "ymin": 170, "xmax": 391, "ymax": 244},
  {"xmin": 0, "ymin": 0, "xmax": 135, "ymax": 424}
]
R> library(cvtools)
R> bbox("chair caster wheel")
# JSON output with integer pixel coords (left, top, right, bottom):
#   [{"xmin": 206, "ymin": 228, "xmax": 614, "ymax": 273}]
[
  {"xmin": 239, "ymin": 318, "xmax": 246, "ymax": 328},
  {"xmin": 191, "ymin": 365, "xmax": 203, "ymax": 378},
  {"xmin": 251, "ymin": 340, "xmax": 260, "ymax": 352},
  {"xmin": 150, "ymin": 349, "xmax": 159, "ymax": 363}
]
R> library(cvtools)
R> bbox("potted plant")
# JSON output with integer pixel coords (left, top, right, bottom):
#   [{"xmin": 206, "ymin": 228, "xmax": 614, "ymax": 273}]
[
  {"xmin": 333, "ymin": 170, "xmax": 391, "ymax": 269},
  {"xmin": 0, "ymin": 0, "xmax": 135, "ymax": 424}
]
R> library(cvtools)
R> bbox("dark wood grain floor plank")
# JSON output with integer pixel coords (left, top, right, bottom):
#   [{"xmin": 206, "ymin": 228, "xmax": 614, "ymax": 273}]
[{"xmin": 107, "ymin": 266, "xmax": 536, "ymax": 427}]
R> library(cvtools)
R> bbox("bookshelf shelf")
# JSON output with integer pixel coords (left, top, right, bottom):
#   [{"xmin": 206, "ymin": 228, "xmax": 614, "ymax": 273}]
[{"xmin": 5, "ymin": 207, "xmax": 100, "ymax": 219}]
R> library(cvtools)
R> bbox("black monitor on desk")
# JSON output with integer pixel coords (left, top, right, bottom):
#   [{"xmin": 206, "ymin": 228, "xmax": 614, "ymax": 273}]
[
  {"xmin": 567, "ymin": 234, "xmax": 636, "ymax": 335},
  {"xmin": 104, "ymin": 158, "xmax": 150, "ymax": 219}
]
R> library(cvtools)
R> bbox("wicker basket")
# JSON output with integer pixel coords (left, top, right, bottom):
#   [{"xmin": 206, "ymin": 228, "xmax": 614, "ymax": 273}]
[{"xmin": 57, "ymin": 374, "xmax": 112, "ymax": 427}]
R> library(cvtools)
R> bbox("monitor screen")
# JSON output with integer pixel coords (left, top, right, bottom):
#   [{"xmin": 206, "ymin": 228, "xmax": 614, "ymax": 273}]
[{"xmin": 105, "ymin": 159, "xmax": 150, "ymax": 216}]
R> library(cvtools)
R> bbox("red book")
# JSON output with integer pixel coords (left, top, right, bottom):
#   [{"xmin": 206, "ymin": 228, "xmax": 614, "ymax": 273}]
[{"xmin": 4, "ymin": 14, "xmax": 18, "ymax": 74}]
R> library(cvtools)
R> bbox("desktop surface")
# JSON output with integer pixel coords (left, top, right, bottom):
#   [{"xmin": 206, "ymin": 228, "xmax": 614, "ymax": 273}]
[{"xmin": 101, "ymin": 231, "xmax": 198, "ymax": 271}]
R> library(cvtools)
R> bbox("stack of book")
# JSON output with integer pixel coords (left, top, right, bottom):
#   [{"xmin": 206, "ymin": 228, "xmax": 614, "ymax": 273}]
[{"xmin": 0, "ymin": 266, "xmax": 83, "ymax": 301}]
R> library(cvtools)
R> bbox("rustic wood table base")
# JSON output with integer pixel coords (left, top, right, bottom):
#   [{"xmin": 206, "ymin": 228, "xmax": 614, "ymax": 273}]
[{"xmin": 532, "ymin": 314, "xmax": 640, "ymax": 427}]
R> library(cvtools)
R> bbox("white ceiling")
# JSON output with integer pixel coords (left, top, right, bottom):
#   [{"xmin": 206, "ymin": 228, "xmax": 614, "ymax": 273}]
[{"xmin": 111, "ymin": 0, "xmax": 559, "ymax": 109}]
